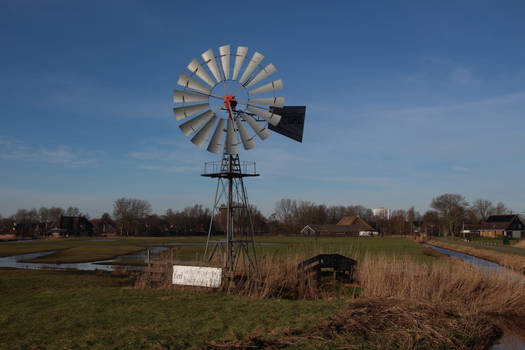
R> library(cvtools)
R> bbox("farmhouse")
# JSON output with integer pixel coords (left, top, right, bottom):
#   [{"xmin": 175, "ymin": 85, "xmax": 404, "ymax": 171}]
[
  {"xmin": 461, "ymin": 224, "xmax": 482, "ymax": 237},
  {"xmin": 301, "ymin": 224, "xmax": 358, "ymax": 236},
  {"xmin": 479, "ymin": 215, "xmax": 525, "ymax": 239},
  {"xmin": 300, "ymin": 216, "xmax": 376, "ymax": 237}
]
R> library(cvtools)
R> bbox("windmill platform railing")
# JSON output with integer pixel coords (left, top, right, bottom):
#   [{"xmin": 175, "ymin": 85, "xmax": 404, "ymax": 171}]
[{"xmin": 202, "ymin": 160, "xmax": 258, "ymax": 177}]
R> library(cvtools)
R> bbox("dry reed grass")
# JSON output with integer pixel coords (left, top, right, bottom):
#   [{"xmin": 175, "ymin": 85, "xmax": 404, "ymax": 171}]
[
  {"xmin": 211, "ymin": 254, "xmax": 525, "ymax": 349},
  {"xmin": 136, "ymin": 246, "xmax": 361, "ymax": 299},
  {"xmin": 135, "ymin": 251, "xmax": 343, "ymax": 299},
  {"xmin": 136, "ymin": 246, "xmax": 525, "ymax": 348},
  {"xmin": 358, "ymin": 253, "xmax": 525, "ymax": 317},
  {"xmin": 428, "ymin": 240, "xmax": 525, "ymax": 275},
  {"xmin": 219, "ymin": 252, "xmax": 326, "ymax": 299}
]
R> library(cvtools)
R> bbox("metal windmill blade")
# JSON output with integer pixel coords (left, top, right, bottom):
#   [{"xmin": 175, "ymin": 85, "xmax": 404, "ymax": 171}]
[
  {"xmin": 245, "ymin": 63, "xmax": 276, "ymax": 87},
  {"xmin": 247, "ymin": 79, "xmax": 283, "ymax": 96},
  {"xmin": 206, "ymin": 119, "xmax": 225, "ymax": 154},
  {"xmin": 232, "ymin": 46, "xmax": 248, "ymax": 80},
  {"xmin": 187, "ymin": 58, "xmax": 216, "ymax": 87},
  {"xmin": 247, "ymin": 97, "xmax": 285, "ymax": 108},
  {"xmin": 239, "ymin": 51, "xmax": 264, "ymax": 85},
  {"xmin": 173, "ymin": 103, "xmax": 209, "ymax": 121},
  {"xmin": 224, "ymin": 118, "xmax": 239, "ymax": 155},
  {"xmin": 178, "ymin": 73, "xmax": 211, "ymax": 95},
  {"xmin": 241, "ymin": 112, "xmax": 271, "ymax": 140},
  {"xmin": 246, "ymin": 106, "xmax": 282, "ymax": 126},
  {"xmin": 173, "ymin": 90, "xmax": 209, "ymax": 103},
  {"xmin": 179, "ymin": 110, "xmax": 214, "ymax": 136},
  {"xmin": 191, "ymin": 114, "xmax": 218, "ymax": 147},
  {"xmin": 235, "ymin": 116, "xmax": 256, "ymax": 150},
  {"xmin": 201, "ymin": 48, "xmax": 221, "ymax": 83},
  {"xmin": 219, "ymin": 45, "xmax": 230, "ymax": 80}
]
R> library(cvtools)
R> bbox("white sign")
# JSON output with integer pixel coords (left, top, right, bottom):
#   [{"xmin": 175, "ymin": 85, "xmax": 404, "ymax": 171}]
[{"xmin": 172, "ymin": 265, "xmax": 222, "ymax": 288}]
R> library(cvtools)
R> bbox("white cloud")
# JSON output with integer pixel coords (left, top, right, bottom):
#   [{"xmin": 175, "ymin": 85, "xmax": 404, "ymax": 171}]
[
  {"xmin": 0, "ymin": 136, "xmax": 100, "ymax": 167},
  {"xmin": 128, "ymin": 137, "xmax": 209, "ymax": 173}
]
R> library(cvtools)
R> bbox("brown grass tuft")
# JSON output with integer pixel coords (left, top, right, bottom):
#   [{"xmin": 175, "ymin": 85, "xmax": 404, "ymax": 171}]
[{"xmin": 210, "ymin": 298, "xmax": 500, "ymax": 349}]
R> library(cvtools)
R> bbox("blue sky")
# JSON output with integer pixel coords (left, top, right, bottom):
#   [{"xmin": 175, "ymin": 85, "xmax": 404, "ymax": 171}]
[{"xmin": 1, "ymin": 0, "xmax": 524, "ymax": 217}]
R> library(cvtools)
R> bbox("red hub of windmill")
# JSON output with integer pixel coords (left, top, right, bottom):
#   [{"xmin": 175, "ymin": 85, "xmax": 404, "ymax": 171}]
[{"xmin": 223, "ymin": 94, "xmax": 237, "ymax": 119}]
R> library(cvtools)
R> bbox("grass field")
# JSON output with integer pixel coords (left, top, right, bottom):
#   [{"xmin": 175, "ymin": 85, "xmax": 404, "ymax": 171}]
[
  {"xmin": 2, "ymin": 236, "xmax": 522, "ymax": 349},
  {"xmin": 0, "ymin": 269, "xmax": 346, "ymax": 350},
  {"xmin": 0, "ymin": 236, "xmax": 435, "ymax": 264}
]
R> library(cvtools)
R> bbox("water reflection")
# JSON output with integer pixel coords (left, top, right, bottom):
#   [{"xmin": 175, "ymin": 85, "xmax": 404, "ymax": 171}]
[
  {"xmin": 0, "ymin": 246, "xmax": 169, "ymax": 272},
  {"xmin": 423, "ymin": 244, "xmax": 524, "ymax": 282}
]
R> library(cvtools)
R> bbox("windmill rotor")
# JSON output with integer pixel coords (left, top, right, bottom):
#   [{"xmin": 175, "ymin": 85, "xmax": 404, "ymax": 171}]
[{"xmin": 173, "ymin": 45, "xmax": 290, "ymax": 156}]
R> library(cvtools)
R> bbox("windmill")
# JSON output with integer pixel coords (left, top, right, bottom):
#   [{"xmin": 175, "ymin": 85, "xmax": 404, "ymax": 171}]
[{"xmin": 173, "ymin": 45, "xmax": 305, "ymax": 274}]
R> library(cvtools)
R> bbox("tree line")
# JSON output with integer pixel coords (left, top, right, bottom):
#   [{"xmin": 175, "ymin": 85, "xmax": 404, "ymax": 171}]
[
  {"xmin": 270, "ymin": 194, "xmax": 515, "ymax": 236},
  {"xmin": 0, "ymin": 194, "xmax": 518, "ymax": 236}
]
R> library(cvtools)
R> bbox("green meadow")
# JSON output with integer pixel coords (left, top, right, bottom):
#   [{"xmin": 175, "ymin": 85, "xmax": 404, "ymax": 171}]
[
  {"xmin": 3, "ymin": 237, "xmax": 503, "ymax": 350},
  {"xmin": 0, "ymin": 236, "xmax": 433, "ymax": 264}
]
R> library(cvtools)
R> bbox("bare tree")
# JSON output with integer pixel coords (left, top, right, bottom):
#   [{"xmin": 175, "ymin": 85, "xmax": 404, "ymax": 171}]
[
  {"xmin": 346, "ymin": 205, "xmax": 373, "ymax": 220},
  {"xmin": 422, "ymin": 210, "xmax": 440, "ymax": 237},
  {"xmin": 113, "ymin": 198, "xmax": 152, "ymax": 236},
  {"xmin": 494, "ymin": 202, "xmax": 509, "ymax": 215},
  {"xmin": 248, "ymin": 204, "xmax": 267, "ymax": 234},
  {"xmin": 326, "ymin": 205, "xmax": 347, "ymax": 224},
  {"xmin": 65, "ymin": 207, "xmax": 81, "ymax": 216},
  {"xmin": 430, "ymin": 193, "xmax": 469, "ymax": 236},
  {"xmin": 48, "ymin": 207, "xmax": 64, "ymax": 221},
  {"xmin": 407, "ymin": 207, "xmax": 416, "ymax": 235},
  {"xmin": 12, "ymin": 208, "xmax": 39, "ymax": 235},
  {"xmin": 274, "ymin": 199, "xmax": 296, "ymax": 224},
  {"xmin": 471, "ymin": 199, "xmax": 494, "ymax": 222}
]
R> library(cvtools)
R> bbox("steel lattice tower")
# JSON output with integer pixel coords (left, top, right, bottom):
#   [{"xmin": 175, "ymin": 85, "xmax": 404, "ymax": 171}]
[{"xmin": 202, "ymin": 151, "xmax": 258, "ymax": 274}]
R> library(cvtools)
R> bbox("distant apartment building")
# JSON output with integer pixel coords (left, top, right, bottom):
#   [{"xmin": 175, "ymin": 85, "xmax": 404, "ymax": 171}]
[{"xmin": 373, "ymin": 207, "xmax": 391, "ymax": 220}]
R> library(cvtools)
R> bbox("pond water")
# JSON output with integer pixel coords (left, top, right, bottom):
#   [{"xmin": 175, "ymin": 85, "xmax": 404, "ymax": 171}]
[
  {"xmin": 423, "ymin": 244, "xmax": 524, "ymax": 283},
  {"xmin": 424, "ymin": 244, "xmax": 525, "ymax": 349},
  {"xmin": 0, "ymin": 241, "xmax": 279, "ymax": 272},
  {"xmin": 0, "ymin": 246, "xmax": 169, "ymax": 272}
]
